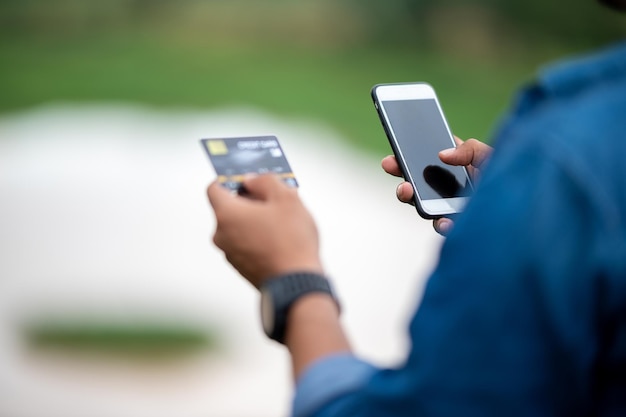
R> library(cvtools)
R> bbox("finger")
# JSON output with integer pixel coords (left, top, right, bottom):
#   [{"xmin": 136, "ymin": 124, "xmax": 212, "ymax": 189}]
[
  {"xmin": 207, "ymin": 180, "xmax": 236, "ymax": 212},
  {"xmin": 381, "ymin": 155, "xmax": 403, "ymax": 177},
  {"xmin": 396, "ymin": 181, "xmax": 414, "ymax": 204},
  {"xmin": 439, "ymin": 139, "xmax": 490, "ymax": 168},
  {"xmin": 241, "ymin": 174, "xmax": 287, "ymax": 201},
  {"xmin": 433, "ymin": 217, "xmax": 453, "ymax": 236}
]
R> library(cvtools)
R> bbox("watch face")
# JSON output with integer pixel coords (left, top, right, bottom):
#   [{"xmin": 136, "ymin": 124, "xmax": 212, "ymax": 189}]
[{"xmin": 260, "ymin": 289, "xmax": 275, "ymax": 336}]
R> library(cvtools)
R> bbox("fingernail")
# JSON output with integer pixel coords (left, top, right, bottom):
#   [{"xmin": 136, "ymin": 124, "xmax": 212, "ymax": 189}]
[{"xmin": 439, "ymin": 148, "xmax": 455, "ymax": 157}]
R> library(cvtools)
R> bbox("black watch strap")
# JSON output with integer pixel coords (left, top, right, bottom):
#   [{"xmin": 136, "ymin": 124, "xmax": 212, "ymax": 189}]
[{"xmin": 261, "ymin": 272, "xmax": 338, "ymax": 344}]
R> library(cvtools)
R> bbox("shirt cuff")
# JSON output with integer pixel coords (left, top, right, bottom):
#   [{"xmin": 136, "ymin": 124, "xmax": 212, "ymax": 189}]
[{"xmin": 292, "ymin": 353, "xmax": 377, "ymax": 417}]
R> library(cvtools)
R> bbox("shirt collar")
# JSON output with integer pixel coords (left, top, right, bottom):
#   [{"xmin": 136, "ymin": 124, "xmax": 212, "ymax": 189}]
[{"xmin": 537, "ymin": 40, "xmax": 626, "ymax": 96}]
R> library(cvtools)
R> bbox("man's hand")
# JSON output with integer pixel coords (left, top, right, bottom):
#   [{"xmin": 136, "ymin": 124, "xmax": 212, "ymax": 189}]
[
  {"xmin": 207, "ymin": 175, "xmax": 323, "ymax": 289},
  {"xmin": 207, "ymin": 175, "xmax": 349, "ymax": 379},
  {"xmin": 381, "ymin": 137, "xmax": 493, "ymax": 235}
]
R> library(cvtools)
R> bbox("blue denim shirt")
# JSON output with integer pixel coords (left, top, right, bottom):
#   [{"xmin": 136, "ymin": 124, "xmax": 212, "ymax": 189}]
[{"xmin": 293, "ymin": 41, "xmax": 626, "ymax": 417}]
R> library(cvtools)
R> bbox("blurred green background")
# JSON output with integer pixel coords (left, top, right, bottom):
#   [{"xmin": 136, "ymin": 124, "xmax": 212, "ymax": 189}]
[{"xmin": 2, "ymin": 0, "xmax": 624, "ymax": 153}]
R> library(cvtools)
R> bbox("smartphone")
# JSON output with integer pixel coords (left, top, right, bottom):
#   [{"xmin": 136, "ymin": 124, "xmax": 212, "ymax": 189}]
[{"xmin": 372, "ymin": 82, "xmax": 473, "ymax": 219}]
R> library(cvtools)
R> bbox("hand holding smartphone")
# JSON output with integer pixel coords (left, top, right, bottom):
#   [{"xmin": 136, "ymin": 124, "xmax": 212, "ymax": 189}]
[{"xmin": 372, "ymin": 82, "xmax": 473, "ymax": 219}]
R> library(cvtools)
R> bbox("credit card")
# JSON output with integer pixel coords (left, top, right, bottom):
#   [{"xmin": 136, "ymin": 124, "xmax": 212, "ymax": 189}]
[{"xmin": 200, "ymin": 135, "xmax": 298, "ymax": 191}]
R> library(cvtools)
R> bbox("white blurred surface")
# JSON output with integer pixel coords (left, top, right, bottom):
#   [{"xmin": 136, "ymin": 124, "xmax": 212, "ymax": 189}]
[{"xmin": 0, "ymin": 105, "xmax": 443, "ymax": 417}]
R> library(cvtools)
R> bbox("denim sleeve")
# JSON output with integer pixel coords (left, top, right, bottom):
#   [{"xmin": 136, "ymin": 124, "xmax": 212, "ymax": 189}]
[
  {"xmin": 292, "ymin": 353, "xmax": 377, "ymax": 417},
  {"xmin": 293, "ymin": 138, "xmax": 606, "ymax": 417}
]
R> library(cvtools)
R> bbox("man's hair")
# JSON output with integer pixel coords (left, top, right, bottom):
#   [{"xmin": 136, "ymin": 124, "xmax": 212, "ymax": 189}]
[{"xmin": 598, "ymin": 0, "xmax": 626, "ymax": 11}]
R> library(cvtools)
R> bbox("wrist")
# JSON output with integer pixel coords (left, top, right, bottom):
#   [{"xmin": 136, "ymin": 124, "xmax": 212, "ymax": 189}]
[
  {"xmin": 259, "ymin": 271, "xmax": 339, "ymax": 344},
  {"xmin": 289, "ymin": 292, "xmax": 341, "ymax": 321},
  {"xmin": 286, "ymin": 293, "xmax": 341, "ymax": 343},
  {"xmin": 285, "ymin": 292, "xmax": 350, "ymax": 379}
]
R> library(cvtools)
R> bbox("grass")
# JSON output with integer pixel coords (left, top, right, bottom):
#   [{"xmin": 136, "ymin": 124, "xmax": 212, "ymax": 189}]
[
  {"xmin": 25, "ymin": 320, "xmax": 216, "ymax": 358},
  {"xmin": 0, "ymin": 32, "xmax": 546, "ymax": 155}
]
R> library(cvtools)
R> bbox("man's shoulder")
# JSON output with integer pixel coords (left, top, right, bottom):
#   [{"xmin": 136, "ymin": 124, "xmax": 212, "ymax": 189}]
[
  {"xmin": 538, "ymin": 41, "xmax": 626, "ymax": 98},
  {"xmin": 497, "ymin": 42, "xmax": 626, "ymax": 151}
]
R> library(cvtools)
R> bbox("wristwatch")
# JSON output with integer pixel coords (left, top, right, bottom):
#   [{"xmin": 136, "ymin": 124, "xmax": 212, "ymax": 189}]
[{"xmin": 260, "ymin": 272, "xmax": 338, "ymax": 344}]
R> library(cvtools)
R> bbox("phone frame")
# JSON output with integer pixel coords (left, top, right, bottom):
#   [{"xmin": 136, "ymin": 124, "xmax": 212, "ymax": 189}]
[{"xmin": 372, "ymin": 82, "xmax": 472, "ymax": 219}]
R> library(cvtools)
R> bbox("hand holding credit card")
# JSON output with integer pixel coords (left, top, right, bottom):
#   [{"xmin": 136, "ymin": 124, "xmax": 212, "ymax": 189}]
[{"xmin": 200, "ymin": 135, "xmax": 298, "ymax": 192}]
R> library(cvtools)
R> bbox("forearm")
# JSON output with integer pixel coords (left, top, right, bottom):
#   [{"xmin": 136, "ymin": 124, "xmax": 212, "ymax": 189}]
[{"xmin": 285, "ymin": 293, "xmax": 351, "ymax": 380}]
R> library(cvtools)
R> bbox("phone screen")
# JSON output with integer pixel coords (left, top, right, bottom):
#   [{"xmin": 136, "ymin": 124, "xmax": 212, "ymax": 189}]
[{"xmin": 381, "ymin": 98, "xmax": 472, "ymax": 201}]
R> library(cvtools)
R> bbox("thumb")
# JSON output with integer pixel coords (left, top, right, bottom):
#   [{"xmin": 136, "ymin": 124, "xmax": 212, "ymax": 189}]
[
  {"xmin": 439, "ymin": 139, "xmax": 488, "ymax": 168},
  {"xmin": 241, "ymin": 174, "xmax": 287, "ymax": 201},
  {"xmin": 439, "ymin": 146, "xmax": 474, "ymax": 167}
]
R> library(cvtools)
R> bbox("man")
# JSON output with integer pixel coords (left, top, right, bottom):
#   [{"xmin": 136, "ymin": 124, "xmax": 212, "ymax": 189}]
[{"xmin": 206, "ymin": 1, "xmax": 626, "ymax": 414}]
